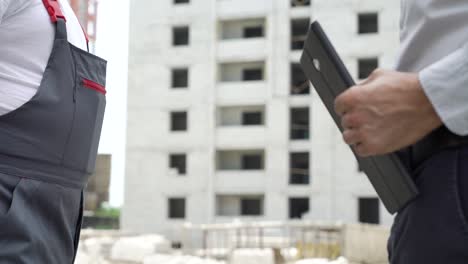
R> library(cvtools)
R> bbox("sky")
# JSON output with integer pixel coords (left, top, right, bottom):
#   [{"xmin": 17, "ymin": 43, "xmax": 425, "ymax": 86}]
[{"xmin": 94, "ymin": 0, "xmax": 130, "ymax": 207}]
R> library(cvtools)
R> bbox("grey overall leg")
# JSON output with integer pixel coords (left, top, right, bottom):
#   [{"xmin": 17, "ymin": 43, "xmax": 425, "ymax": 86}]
[{"xmin": 0, "ymin": 173, "xmax": 82, "ymax": 264}]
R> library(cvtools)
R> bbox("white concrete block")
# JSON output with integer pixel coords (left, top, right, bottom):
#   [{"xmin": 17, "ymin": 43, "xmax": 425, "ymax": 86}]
[
  {"xmin": 83, "ymin": 236, "xmax": 115, "ymax": 259},
  {"xmin": 110, "ymin": 235, "xmax": 171, "ymax": 262},
  {"xmin": 143, "ymin": 254, "xmax": 224, "ymax": 264},
  {"xmin": 74, "ymin": 251, "xmax": 111, "ymax": 264},
  {"xmin": 295, "ymin": 257, "xmax": 349, "ymax": 264},
  {"xmin": 229, "ymin": 248, "xmax": 275, "ymax": 264},
  {"xmin": 74, "ymin": 251, "xmax": 90, "ymax": 264}
]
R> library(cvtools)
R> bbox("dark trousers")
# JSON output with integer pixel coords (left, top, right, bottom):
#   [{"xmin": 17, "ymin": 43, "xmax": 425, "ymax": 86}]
[
  {"xmin": 388, "ymin": 146, "xmax": 468, "ymax": 263},
  {"xmin": 0, "ymin": 172, "xmax": 82, "ymax": 263}
]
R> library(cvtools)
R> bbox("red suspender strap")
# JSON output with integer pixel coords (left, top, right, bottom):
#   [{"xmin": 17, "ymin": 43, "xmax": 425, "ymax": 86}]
[{"xmin": 42, "ymin": 0, "xmax": 66, "ymax": 23}]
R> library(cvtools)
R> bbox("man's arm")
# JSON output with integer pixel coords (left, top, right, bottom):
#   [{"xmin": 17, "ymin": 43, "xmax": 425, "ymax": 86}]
[
  {"xmin": 334, "ymin": 42, "xmax": 468, "ymax": 157},
  {"xmin": 419, "ymin": 43, "xmax": 468, "ymax": 136}
]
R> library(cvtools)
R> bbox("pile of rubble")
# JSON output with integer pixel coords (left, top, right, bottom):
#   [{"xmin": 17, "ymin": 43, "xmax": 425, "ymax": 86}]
[
  {"xmin": 75, "ymin": 230, "xmax": 348, "ymax": 264},
  {"xmin": 228, "ymin": 249, "xmax": 348, "ymax": 264},
  {"xmin": 295, "ymin": 258, "xmax": 348, "ymax": 264},
  {"xmin": 75, "ymin": 230, "xmax": 224, "ymax": 264}
]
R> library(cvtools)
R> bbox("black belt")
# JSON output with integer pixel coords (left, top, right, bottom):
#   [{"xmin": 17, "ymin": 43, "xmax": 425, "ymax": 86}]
[{"xmin": 410, "ymin": 126, "xmax": 468, "ymax": 168}]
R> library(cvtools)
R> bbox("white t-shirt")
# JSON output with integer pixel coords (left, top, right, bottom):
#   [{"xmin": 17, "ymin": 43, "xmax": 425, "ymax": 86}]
[{"xmin": 0, "ymin": 0, "xmax": 87, "ymax": 115}]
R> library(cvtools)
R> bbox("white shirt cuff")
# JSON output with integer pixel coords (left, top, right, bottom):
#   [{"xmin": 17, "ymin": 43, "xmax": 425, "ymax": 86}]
[{"xmin": 419, "ymin": 45, "xmax": 468, "ymax": 136}]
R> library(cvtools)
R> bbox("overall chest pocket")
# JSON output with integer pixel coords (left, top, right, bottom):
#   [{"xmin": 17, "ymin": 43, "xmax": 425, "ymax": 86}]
[{"xmin": 62, "ymin": 45, "xmax": 107, "ymax": 174}]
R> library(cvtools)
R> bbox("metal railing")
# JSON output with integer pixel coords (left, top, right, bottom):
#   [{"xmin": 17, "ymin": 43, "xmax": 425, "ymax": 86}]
[{"xmin": 181, "ymin": 221, "xmax": 344, "ymax": 261}]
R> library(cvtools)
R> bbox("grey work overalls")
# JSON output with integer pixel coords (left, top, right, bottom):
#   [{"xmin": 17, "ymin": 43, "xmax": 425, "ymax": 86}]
[{"xmin": 0, "ymin": 0, "xmax": 106, "ymax": 263}]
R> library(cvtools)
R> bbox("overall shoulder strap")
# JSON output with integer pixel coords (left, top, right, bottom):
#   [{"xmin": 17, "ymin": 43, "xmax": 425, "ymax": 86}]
[
  {"xmin": 42, "ymin": 0, "xmax": 66, "ymax": 23},
  {"xmin": 42, "ymin": 0, "xmax": 90, "ymax": 51},
  {"xmin": 42, "ymin": 0, "xmax": 68, "ymax": 40}
]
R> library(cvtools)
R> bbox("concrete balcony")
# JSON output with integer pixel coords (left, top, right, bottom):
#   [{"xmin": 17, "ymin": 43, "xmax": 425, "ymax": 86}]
[
  {"xmin": 216, "ymin": 126, "xmax": 266, "ymax": 149},
  {"xmin": 216, "ymin": 81, "xmax": 268, "ymax": 105},
  {"xmin": 290, "ymin": 50, "xmax": 303, "ymax": 63},
  {"xmin": 215, "ymin": 171, "xmax": 266, "ymax": 193},
  {"xmin": 217, "ymin": 0, "xmax": 271, "ymax": 20},
  {"xmin": 290, "ymin": 5, "xmax": 311, "ymax": 19},
  {"xmin": 217, "ymin": 38, "xmax": 267, "ymax": 63}
]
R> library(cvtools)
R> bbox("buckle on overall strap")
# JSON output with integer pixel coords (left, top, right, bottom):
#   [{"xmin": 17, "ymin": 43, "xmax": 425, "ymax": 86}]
[{"xmin": 42, "ymin": 0, "xmax": 66, "ymax": 23}]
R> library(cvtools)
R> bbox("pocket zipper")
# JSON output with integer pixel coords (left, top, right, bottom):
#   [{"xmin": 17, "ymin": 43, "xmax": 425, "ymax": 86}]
[{"xmin": 82, "ymin": 79, "xmax": 106, "ymax": 95}]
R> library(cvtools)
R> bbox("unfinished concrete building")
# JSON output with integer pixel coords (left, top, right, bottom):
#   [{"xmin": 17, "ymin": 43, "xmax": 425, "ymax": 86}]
[{"xmin": 124, "ymin": 0, "xmax": 401, "ymax": 242}]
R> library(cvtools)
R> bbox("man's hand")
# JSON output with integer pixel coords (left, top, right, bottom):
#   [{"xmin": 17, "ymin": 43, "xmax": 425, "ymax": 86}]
[{"xmin": 334, "ymin": 69, "xmax": 442, "ymax": 157}]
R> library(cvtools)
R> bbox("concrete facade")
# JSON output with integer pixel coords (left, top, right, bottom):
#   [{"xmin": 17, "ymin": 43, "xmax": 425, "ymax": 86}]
[{"xmin": 123, "ymin": 0, "xmax": 401, "ymax": 240}]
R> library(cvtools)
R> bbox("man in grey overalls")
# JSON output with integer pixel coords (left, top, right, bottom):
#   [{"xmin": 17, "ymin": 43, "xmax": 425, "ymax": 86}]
[{"xmin": 0, "ymin": 0, "xmax": 106, "ymax": 262}]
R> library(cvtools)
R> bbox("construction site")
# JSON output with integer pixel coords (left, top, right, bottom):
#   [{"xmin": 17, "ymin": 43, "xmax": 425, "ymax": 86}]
[
  {"xmin": 76, "ymin": 221, "xmax": 389, "ymax": 264},
  {"xmin": 75, "ymin": 0, "xmax": 398, "ymax": 263}
]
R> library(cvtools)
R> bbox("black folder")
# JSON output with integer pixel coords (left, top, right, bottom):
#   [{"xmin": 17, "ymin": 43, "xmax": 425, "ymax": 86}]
[{"xmin": 300, "ymin": 21, "xmax": 418, "ymax": 214}]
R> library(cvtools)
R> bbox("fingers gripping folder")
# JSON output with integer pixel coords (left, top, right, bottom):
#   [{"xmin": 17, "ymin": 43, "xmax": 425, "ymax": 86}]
[{"xmin": 300, "ymin": 21, "xmax": 419, "ymax": 214}]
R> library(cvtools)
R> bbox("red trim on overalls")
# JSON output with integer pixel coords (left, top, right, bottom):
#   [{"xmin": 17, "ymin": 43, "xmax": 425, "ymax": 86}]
[
  {"xmin": 82, "ymin": 79, "xmax": 106, "ymax": 95},
  {"xmin": 42, "ymin": 0, "xmax": 67, "ymax": 23}
]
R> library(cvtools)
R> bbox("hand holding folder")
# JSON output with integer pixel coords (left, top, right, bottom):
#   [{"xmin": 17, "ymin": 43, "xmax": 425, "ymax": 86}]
[{"xmin": 300, "ymin": 21, "xmax": 418, "ymax": 214}]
